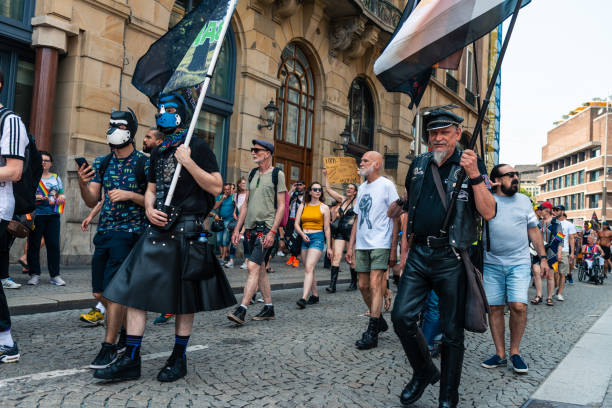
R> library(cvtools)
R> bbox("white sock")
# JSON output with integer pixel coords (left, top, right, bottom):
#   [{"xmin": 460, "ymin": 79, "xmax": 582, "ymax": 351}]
[
  {"xmin": 0, "ymin": 329, "xmax": 14, "ymax": 347},
  {"xmin": 239, "ymin": 304, "xmax": 247, "ymax": 310},
  {"xmin": 96, "ymin": 302, "xmax": 106, "ymax": 314},
  {"xmin": 265, "ymin": 304, "xmax": 273, "ymax": 307}
]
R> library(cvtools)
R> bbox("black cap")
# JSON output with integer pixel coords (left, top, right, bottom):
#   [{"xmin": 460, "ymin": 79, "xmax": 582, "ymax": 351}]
[
  {"xmin": 252, "ymin": 139, "xmax": 274, "ymax": 153},
  {"xmin": 554, "ymin": 204, "xmax": 566, "ymax": 211},
  {"xmin": 423, "ymin": 109, "xmax": 464, "ymax": 142}
]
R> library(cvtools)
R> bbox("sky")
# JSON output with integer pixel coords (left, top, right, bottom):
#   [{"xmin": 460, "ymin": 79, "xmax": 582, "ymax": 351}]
[{"xmin": 498, "ymin": 0, "xmax": 612, "ymax": 166}]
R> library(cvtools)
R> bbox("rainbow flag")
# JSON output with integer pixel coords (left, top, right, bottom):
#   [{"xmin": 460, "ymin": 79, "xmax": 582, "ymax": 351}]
[
  {"xmin": 38, "ymin": 179, "xmax": 65, "ymax": 214},
  {"xmin": 554, "ymin": 231, "xmax": 565, "ymax": 242}
]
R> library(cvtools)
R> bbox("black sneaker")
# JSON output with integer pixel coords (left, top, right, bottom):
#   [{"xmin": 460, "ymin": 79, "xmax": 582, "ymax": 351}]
[
  {"xmin": 252, "ymin": 305, "xmax": 275, "ymax": 320},
  {"xmin": 307, "ymin": 295, "xmax": 319, "ymax": 305},
  {"xmin": 157, "ymin": 355, "xmax": 187, "ymax": 382},
  {"xmin": 90, "ymin": 342, "xmax": 118, "ymax": 369},
  {"xmin": 296, "ymin": 298, "xmax": 307, "ymax": 309},
  {"xmin": 227, "ymin": 306, "xmax": 246, "ymax": 325},
  {"xmin": 0, "ymin": 343, "xmax": 19, "ymax": 363},
  {"xmin": 93, "ymin": 353, "xmax": 141, "ymax": 381}
]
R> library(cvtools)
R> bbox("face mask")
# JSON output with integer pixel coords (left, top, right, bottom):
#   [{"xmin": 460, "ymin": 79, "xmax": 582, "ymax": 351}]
[{"xmin": 106, "ymin": 108, "xmax": 138, "ymax": 148}]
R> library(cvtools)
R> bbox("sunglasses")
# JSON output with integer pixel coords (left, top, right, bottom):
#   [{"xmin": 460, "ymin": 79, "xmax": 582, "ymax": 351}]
[
  {"xmin": 310, "ymin": 187, "xmax": 322, "ymax": 192},
  {"xmin": 501, "ymin": 171, "xmax": 519, "ymax": 178},
  {"xmin": 250, "ymin": 148, "xmax": 267, "ymax": 153},
  {"xmin": 42, "ymin": 159, "xmax": 52, "ymax": 163}
]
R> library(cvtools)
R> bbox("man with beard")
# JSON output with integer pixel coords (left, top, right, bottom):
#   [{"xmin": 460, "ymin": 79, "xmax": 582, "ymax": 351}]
[
  {"xmin": 389, "ymin": 109, "xmax": 496, "ymax": 408},
  {"xmin": 345, "ymin": 151, "xmax": 399, "ymax": 350},
  {"xmin": 481, "ymin": 164, "xmax": 550, "ymax": 374},
  {"xmin": 143, "ymin": 127, "xmax": 164, "ymax": 153}
]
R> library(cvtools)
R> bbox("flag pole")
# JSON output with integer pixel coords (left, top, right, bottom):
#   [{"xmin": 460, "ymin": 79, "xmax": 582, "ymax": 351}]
[
  {"xmin": 440, "ymin": 0, "xmax": 523, "ymax": 236},
  {"xmin": 164, "ymin": 0, "xmax": 238, "ymax": 207}
]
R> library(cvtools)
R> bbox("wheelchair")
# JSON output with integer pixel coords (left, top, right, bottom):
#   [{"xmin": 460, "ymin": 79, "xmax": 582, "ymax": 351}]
[{"xmin": 578, "ymin": 253, "xmax": 605, "ymax": 285}]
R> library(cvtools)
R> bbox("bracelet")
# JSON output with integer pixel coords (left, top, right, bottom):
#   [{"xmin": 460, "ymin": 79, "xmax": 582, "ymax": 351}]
[
  {"xmin": 395, "ymin": 198, "xmax": 405, "ymax": 207},
  {"xmin": 270, "ymin": 230, "xmax": 277, "ymax": 235},
  {"xmin": 469, "ymin": 175, "xmax": 485, "ymax": 185}
]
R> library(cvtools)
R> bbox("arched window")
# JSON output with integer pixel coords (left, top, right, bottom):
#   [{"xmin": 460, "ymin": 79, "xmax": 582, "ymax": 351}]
[
  {"xmin": 274, "ymin": 43, "xmax": 316, "ymax": 186},
  {"xmin": 276, "ymin": 44, "xmax": 315, "ymax": 148},
  {"xmin": 348, "ymin": 78, "xmax": 374, "ymax": 156}
]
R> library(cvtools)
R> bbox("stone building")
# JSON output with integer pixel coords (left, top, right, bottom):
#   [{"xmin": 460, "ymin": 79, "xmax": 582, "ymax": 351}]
[
  {"xmin": 2, "ymin": 0, "xmax": 495, "ymax": 263},
  {"xmin": 536, "ymin": 102, "xmax": 612, "ymax": 223},
  {"xmin": 515, "ymin": 164, "xmax": 541, "ymax": 199}
]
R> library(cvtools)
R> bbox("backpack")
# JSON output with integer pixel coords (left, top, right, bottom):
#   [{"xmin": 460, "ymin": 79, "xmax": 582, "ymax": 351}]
[
  {"xmin": 97, "ymin": 152, "xmax": 148, "ymax": 199},
  {"xmin": 248, "ymin": 167, "xmax": 290, "ymax": 227},
  {"xmin": 0, "ymin": 108, "xmax": 43, "ymax": 215}
]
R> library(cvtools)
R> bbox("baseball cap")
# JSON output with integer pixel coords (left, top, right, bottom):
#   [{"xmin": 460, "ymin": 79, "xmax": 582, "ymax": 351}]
[
  {"xmin": 252, "ymin": 139, "xmax": 274, "ymax": 153},
  {"xmin": 554, "ymin": 204, "xmax": 566, "ymax": 211},
  {"xmin": 538, "ymin": 201, "xmax": 553, "ymax": 210}
]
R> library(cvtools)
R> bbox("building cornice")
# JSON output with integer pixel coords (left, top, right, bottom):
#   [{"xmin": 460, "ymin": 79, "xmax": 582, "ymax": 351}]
[
  {"xmin": 241, "ymin": 66, "xmax": 281, "ymax": 89},
  {"xmin": 539, "ymin": 141, "xmax": 601, "ymax": 167}
]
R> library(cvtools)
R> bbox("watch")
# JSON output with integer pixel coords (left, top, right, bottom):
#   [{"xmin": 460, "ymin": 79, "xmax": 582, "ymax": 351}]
[{"xmin": 469, "ymin": 175, "xmax": 485, "ymax": 186}]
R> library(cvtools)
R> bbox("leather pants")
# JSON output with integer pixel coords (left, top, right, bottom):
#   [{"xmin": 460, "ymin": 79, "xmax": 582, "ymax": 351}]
[{"xmin": 391, "ymin": 245, "xmax": 466, "ymax": 401}]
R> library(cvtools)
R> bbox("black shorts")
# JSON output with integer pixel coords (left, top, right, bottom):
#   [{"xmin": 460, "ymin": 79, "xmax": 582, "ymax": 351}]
[
  {"xmin": 333, "ymin": 227, "xmax": 351, "ymax": 242},
  {"xmin": 246, "ymin": 229, "xmax": 274, "ymax": 266},
  {"xmin": 92, "ymin": 231, "xmax": 140, "ymax": 293},
  {"xmin": 603, "ymin": 246, "xmax": 611, "ymax": 260}
]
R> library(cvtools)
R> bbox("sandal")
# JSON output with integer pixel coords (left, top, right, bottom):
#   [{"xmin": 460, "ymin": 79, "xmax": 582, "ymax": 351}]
[
  {"xmin": 384, "ymin": 289, "xmax": 393, "ymax": 311},
  {"xmin": 530, "ymin": 295, "xmax": 542, "ymax": 305},
  {"xmin": 546, "ymin": 298, "xmax": 554, "ymax": 306}
]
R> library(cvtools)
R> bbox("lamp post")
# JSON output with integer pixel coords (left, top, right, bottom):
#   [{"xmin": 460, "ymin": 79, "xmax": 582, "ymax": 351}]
[
  {"xmin": 600, "ymin": 94, "xmax": 610, "ymax": 220},
  {"xmin": 334, "ymin": 122, "xmax": 352, "ymax": 153},
  {"xmin": 258, "ymin": 100, "xmax": 279, "ymax": 130}
]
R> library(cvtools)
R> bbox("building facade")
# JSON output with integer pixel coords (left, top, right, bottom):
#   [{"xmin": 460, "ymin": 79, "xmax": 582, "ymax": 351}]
[
  {"xmin": 4, "ymin": 0, "xmax": 494, "ymax": 262},
  {"xmin": 515, "ymin": 164, "xmax": 540, "ymax": 199},
  {"xmin": 536, "ymin": 102, "xmax": 612, "ymax": 224}
]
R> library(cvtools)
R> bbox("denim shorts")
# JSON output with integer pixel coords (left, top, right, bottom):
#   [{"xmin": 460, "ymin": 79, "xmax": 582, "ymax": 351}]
[
  {"xmin": 483, "ymin": 263, "xmax": 531, "ymax": 305},
  {"xmin": 301, "ymin": 231, "xmax": 325, "ymax": 251},
  {"xmin": 216, "ymin": 220, "xmax": 232, "ymax": 247}
]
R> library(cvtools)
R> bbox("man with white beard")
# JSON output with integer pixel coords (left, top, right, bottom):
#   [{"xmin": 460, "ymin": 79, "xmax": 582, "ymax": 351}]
[
  {"xmin": 389, "ymin": 109, "xmax": 496, "ymax": 408},
  {"xmin": 346, "ymin": 151, "xmax": 399, "ymax": 350}
]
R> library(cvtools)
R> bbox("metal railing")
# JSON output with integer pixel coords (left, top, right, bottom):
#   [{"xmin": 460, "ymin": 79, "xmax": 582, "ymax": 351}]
[
  {"xmin": 465, "ymin": 89, "xmax": 475, "ymax": 106},
  {"xmin": 359, "ymin": 0, "xmax": 402, "ymax": 29},
  {"xmin": 445, "ymin": 72, "xmax": 458, "ymax": 93}
]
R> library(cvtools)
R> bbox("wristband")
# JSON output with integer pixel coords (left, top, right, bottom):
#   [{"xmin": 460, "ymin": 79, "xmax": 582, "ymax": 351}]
[
  {"xmin": 270, "ymin": 230, "xmax": 277, "ymax": 235},
  {"xmin": 395, "ymin": 198, "xmax": 405, "ymax": 207},
  {"xmin": 469, "ymin": 175, "xmax": 485, "ymax": 186}
]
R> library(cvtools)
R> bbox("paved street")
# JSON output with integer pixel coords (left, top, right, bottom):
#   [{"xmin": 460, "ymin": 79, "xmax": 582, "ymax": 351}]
[{"xmin": 1, "ymin": 279, "xmax": 612, "ymax": 407}]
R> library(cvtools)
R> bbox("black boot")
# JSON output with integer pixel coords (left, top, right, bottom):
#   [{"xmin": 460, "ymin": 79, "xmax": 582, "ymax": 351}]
[
  {"xmin": 379, "ymin": 314, "xmax": 389, "ymax": 332},
  {"xmin": 398, "ymin": 331, "xmax": 440, "ymax": 406},
  {"xmin": 326, "ymin": 266, "xmax": 339, "ymax": 293},
  {"xmin": 356, "ymin": 317, "xmax": 379, "ymax": 350},
  {"xmin": 438, "ymin": 344, "xmax": 463, "ymax": 408},
  {"xmin": 347, "ymin": 268, "xmax": 358, "ymax": 291}
]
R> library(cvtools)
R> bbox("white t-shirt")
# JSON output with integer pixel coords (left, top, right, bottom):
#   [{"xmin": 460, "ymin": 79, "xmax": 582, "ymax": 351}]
[
  {"xmin": 0, "ymin": 110, "xmax": 28, "ymax": 221},
  {"xmin": 560, "ymin": 219, "xmax": 577, "ymax": 253},
  {"xmin": 353, "ymin": 176, "xmax": 399, "ymax": 250}
]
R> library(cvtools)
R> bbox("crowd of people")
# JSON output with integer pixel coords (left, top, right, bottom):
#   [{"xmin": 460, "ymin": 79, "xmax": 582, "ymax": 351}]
[{"xmin": 0, "ymin": 61, "xmax": 609, "ymax": 408}]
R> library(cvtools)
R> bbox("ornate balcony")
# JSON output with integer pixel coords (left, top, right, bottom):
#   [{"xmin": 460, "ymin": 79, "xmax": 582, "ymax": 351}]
[{"xmin": 357, "ymin": 0, "xmax": 402, "ymax": 32}]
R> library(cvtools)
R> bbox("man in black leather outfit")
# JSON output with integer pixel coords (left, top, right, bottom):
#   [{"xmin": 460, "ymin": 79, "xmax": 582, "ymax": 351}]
[{"xmin": 389, "ymin": 109, "xmax": 496, "ymax": 408}]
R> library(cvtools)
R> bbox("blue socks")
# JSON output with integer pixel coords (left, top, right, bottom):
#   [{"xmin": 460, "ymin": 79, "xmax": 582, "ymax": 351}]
[
  {"xmin": 125, "ymin": 335, "xmax": 142, "ymax": 360},
  {"xmin": 173, "ymin": 335, "xmax": 190, "ymax": 359}
]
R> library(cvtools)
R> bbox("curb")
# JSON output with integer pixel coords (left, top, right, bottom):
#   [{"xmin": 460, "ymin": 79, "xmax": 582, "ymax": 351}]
[{"xmin": 8, "ymin": 278, "xmax": 352, "ymax": 316}]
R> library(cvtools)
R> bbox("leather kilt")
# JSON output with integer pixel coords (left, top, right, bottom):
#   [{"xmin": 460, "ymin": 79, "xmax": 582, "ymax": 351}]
[{"xmin": 103, "ymin": 216, "xmax": 236, "ymax": 314}]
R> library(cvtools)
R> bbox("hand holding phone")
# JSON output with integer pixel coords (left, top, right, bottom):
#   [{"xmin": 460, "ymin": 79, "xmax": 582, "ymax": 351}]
[{"xmin": 74, "ymin": 157, "xmax": 89, "ymax": 169}]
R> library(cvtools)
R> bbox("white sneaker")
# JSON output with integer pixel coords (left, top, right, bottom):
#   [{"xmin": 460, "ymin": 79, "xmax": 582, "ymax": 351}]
[
  {"xmin": 225, "ymin": 259, "xmax": 234, "ymax": 268},
  {"xmin": 49, "ymin": 276, "xmax": 66, "ymax": 286},
  {"xmin": 276, "ymin": 251, "xmax": 285, "ymax": 257},
  {"xmin": 240, "ymin": 261, "xmax": 248, "ymax": 269},
  {"xmin": 27, "ymin": 275, "xmax": 40, "ymax": 285},
  {"xmin": 1, "ymin": 278, "xmax": 21, "ymax": 289},
  {"xmin": 555, "ymin": 294, "xmax": 564, "ymax": 301}
]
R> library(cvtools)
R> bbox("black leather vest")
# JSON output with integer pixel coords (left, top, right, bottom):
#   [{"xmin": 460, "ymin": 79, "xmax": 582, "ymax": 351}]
[{"xmin": 406, "ymin": 151, "xmax": 480, "ymax": 249}]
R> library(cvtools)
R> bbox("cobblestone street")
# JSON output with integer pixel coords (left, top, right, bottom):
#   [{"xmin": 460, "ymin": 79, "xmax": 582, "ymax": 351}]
[{"xmin": 1, "ymin": 280, "xmax": 612, "ymax": 407}]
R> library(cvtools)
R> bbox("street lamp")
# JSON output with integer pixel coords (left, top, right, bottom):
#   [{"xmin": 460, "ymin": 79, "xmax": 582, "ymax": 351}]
[
  {"xmin": 334, "ymin": 123, "xmax": 352, "ymax": 153},
  {"xmin": 598, "ymin": 93, "xmax": 611, "ymax": 220},
  {"xmin": 258, "ymin": 100, "xmax": 279, "ymax": 130}
]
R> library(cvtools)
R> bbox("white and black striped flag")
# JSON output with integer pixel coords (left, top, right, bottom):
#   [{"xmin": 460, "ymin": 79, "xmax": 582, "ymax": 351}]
[{"xmin": 374, "ymin": 0, "xmax": 530, "ymax": 105}]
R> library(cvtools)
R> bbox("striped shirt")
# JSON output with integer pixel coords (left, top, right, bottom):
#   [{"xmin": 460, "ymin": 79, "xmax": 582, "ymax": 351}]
[{"xmin": 0, "ymin": 107, "xmax": 28, "ymax": 221}]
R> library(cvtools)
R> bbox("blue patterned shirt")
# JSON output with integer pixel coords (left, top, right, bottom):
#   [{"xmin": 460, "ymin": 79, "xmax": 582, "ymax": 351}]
[{"xmin": 91, "ymin": 150, "xmax": 149, "ymax": 233}]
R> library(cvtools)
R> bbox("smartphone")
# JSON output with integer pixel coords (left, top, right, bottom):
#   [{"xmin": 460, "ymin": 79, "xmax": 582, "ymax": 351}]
[{"xmin": 74, "ymin": 157, "xmax": 89, "ymax": 169}]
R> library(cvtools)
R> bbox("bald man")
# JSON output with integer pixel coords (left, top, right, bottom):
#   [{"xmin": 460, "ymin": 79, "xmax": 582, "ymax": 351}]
[{"xmin": 346, "ymin": 151, "xmax": 399, "ymax": 350}]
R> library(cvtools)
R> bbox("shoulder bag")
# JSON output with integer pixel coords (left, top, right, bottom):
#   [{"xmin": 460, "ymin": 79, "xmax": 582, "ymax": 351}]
[{"xmin": 431, "ymin": 163, "xmax": 489, "ymax": 333}]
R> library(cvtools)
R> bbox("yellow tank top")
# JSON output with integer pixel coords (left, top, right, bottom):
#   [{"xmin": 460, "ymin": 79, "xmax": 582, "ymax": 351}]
[{"xmin": 301, "ymin": 203, "xmax": 324, "ymax": 230}]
